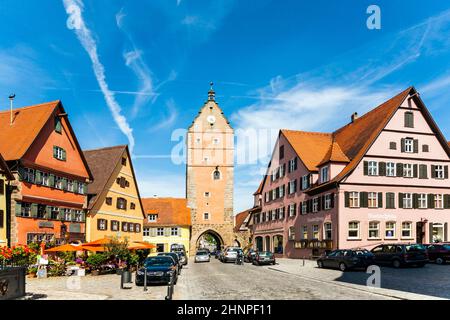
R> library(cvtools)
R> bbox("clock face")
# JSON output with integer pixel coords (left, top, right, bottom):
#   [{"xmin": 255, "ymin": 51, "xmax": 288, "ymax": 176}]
[{"xmin": 207, "ymin": 115, "xmax": 216, "ymax": 124}]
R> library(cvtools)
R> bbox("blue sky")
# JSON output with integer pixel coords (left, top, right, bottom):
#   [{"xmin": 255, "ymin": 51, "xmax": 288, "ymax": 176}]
[{"xmin": 1, "ymin": 0, "xmax": 450, "ymax": 213}]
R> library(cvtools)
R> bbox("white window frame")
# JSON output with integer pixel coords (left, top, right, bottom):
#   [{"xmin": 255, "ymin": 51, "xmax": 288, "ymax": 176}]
[
  {"xmin": 301, "ymin": 175, "xmax": 309, "ymax": 190},
  {"xmin": 312, "ymin": 225, "xmax": 319, "ymax": 240},
  {"xmin": 418, "ymin": 193, "xmax": 427, "ymax": 209},
  {"xmin": 403, "ymin": 193, "xmax": 413, "ymax": 209},
  {"xmin": 368, "ymin": 221, "xmax": 380, "ymax": 239},
  {"xmin": 279, "ymin": 185, "xmax": 285, "ymax": 197},
  {"xmin": 349, "ymin": 192, "xmax": 360, "ymax": 208},
  {"xmin": 403, "ymin": 164, "xmax": 413, "ymax": 178},
  {"xmin": 320, "ymin": 166, "xmax": 329, "ymax": 183},
  {"xmin": 289, "ymin": 158, "xmax": 296, "ymax": 172},
  {"xmin": 348, "ymin": 221, "xmax": 360, "ymax": 239},
  {"xmin": 435, "ymin": 165, "xmax": 445, "ymax": 179},
  {"xmin": 324, "ymin": 222, "xmax": 332, "ymax": 240},
  {"xmin": 402, "ymin": 222, "xmax": 412, "ymax": 238},
  {"xmin": 55, "ymin": 147, "xmax": 65, "ymax": 160},
  {"xmin": 157, "ymin": 228, "xmax": 164, "ymax": 236},
  {"xmin": 312, "ymin": 198, "xmax": 319, "ymax": 212},
  {"xmin": 288, "ymin": 226, "xmax": 295, "ymax": 240},
  {"xmin": 171, "ymin": 227, "xmax": 179, "ymax": 236},
  {"xmin": 368, "ymin": 161, "xmax": 378, "ymax": 176},
  {"xmin": 386, "ymin": 162, "xmax": 396, "ymax": 177},
  {"xmin": 435, "ymin": 194, "xmax": 444, "ymax": 209},
  {"xmin": 302, "ymin": 226, "xmax": 308, "ymax": 239},
  {"xmin": 404, "ymin": 138, "xmax": 414, "ymax": 153},
  {"xmin": 147, "ymin": 214, "xmax": 157, "ymax": 223},
  {"xmin": 301, "ymin": 202, "xmax": 307, "ymax": 215},
  {"xmin": 288, "ymin": 180, "xmax": 296, "ymax": 194},
  {"xmin": 289, "ymin": 204, "xmax": 295, "ymax": 217},
  {"xmin": 279, "ymin": 165, "xmax": 285, "ymax": 178},
  {"xmin": 385, "ymin": 221, "xmax": 396, "ymax": 239},
  {"xmin": 368, "ymin": 192, "xmax": 378, "ymax": 208},
  {"xmin": 143, "ymin": 227, "xmax": 150, "ymax": 237},
  {"xmin": 42, "ymin": 173, "xmax": 49, "ymax": 187},
  {"xmin": 324, "ymin": 194, "xmax": 331, "ymax": 210}
]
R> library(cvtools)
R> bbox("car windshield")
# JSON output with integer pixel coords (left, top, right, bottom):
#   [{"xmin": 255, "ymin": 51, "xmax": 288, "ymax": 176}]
[
  {"xmin": 405, "ymin": 244, "xmax": 426, "ymax": 252},
  {"xmin": 196, "ymin": 251, "xmax": 208, "ymax": 255},
  {"xmin": 354, "ymin": 250, "xmax": 369, "ymax": 255},
  {"xmin": 145, "ymin": 257, "xmax": 173, "ymax": 266},
  {"xmin": 443, "ymin": 245, "xmax": 450, "ymax": 250},
  {"xmin": 158, "ymin": 253, "xmax": 178, "ymax": 261},
  {"xmin": 259, "ymin": 252, "xmax": 273, "ymax": 257}
]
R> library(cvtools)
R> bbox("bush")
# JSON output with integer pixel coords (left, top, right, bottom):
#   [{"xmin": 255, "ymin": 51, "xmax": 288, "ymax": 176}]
[{"xmin": 86, "ymin": 253, "xmax": 107, "ymax": 270}]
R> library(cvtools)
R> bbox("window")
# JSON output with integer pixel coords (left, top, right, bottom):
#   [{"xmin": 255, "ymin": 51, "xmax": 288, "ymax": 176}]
[
  {"xmin": 320, "ymin": 166, "xmax": 329, "ymax": 183},
  {"xmin": 105, "ymin": 197, "xmax": 112, "ymax": 205},
  {"xmin": 404, "ymin": 138, "xmax": 414, "ymax": 153},
  {"xmin": 78, "ymin": 183, "xmax": 85, "ymax": 194},
  {"xmin": 279, "ymin": 207, "xmax": 285, "ymax": 219},
  {"xmin": 302, "ymin": 226, "xmax": 308, "ymax": 239},
  {"xmin": 272, "ymin": 189, "xmax": 276, "ymax": 200},
  {"xmin": 279, "ymin": 185, "xmax": 285, "ymax": 197},
  {"xmin": 349, "ymin": 192, "xmax": 359, "ymax": 208},
  {"xmin": 143, "ymin": 227, "xmax": 150, "ymax": 237},
  {"xmin": 422, "ymin": 145, "xmax": 429, "ymax": 152},
  {"xmin": 67, "ymin": 180, "xmax": 74, "ymax": 192},
  {"xmin": 389, "ymin": 142, "xmax": 397, "ymax": 150},
  {"xmin": 288, "ymin": 226, "xmax": 295, "ymax": 240},
  {"xmin": 42, "ymin": 173, "xmax": 49, "ymax": 186},
  {"xmin": 129, "ymin": 223, "xmax": 135, "ymax": 232},
  {"xmin": 402, "ymin": 222, "xmax": 412, "ymax": 238},
  {"xmin": 204, "ymin": 192, "xmax": 210, "ymax": 197},
  {"xmin": 301, "ymin": 202, "xmax": 307, "ymax": 215},
  {"xmin": 117, "ymin": 198, "xmax": 127, "ymax": 210},
  {"xmin": 348, "ymin": 221, "xmax": 360, "ymax": 239},
  {"xmin": 265, "ymin": 193, "xmax": 269, "ymax": 203},
  {"xmin": 37, "ymin": 205, "xmax": 46, "ymax": 219},
  {"xmin": 213, "ymin": 138, "xmax": 220, "ymax": 145},
  {"xmin": 324, "ymin": 223, "xmax": 332, "ymax": 240},
  {"xmin": 368, "ymin": 192, "xmax": 378, "ymax": 208},
  {"xmin": 324, "ymin": 194, "xmax": 331, "ymax": 210},
  {"xmin": 203, "ymin": 212, "xmax": 210, "ymax": 220},
  {"xmin": 385, "ymin": 222, "xmax": 396, "ymax": 238},
  {"xmin": 368, "ymin": 161, "xmax": 378, "ymax": 176},
  {"xmin": 55, "ymin": 116, "xmax": 62, "ymax": 133},
  {"xmin": 111, "ymin": 220, "xmax": 119, "ymax": 231},
  {"xmin": 403, "ymin": 164, "xmax": 413, "ymax": 178},
  {"xmin": 147, "ymin": 214, "xmax": 158, "ymax": 222},
  {"xmin": 289, "ymin": 204, "xmax": 296, "ymax": 217},
  {"xmin": 130, "ymin": 202, "xmax": 136, "ymax": 210},
  {"xmin": 121, "ymin": 157, "xmax": 127, "ymax": 166},
  {"xmin": 21, "ymin": 203, "xmax": 31, "ymax": 217},
  {"xmin": 63, "ymin": 209, "xmax": 72, "ymax": 221},
  {"xmin": 403, "ymin": 193, "xmax": 413, "ymax": 208},
  {"xmin": 171, "ymin": 227, "xmax": 179, "ymax": 236},
  {"xmin": 312, "ymin": 198, "xmax": 319, "ymax": 212},
  {"xmin": 301, "ymin": 175, "xmax": 309, "ymax": 190},
  {"xmin": 368, "ymin": 221, "xmax": 380, "ymax": 239},
  {"xmin": 26, "ymin": 168, "xmax": 35, "ymax": 183},
  {"xmin": 418, "ymin": 193, "xmax": 427, "ymax": 209},
  {"xmin": 53, "ymin": 146, "xmax": 66, "ymax": 161},
  {"xmin": 135, "ymin": 224, "xmax": 141, "ymax": 233},
  {"xmin": 288, "ymin": 158, "xmax": 297, "ymax": 172},
  {"xmin": 434, "ymin": 165, "xmax": 445, "ymax": 179},
  {"xmin": 312, "ymin": 225, "xmax": 319, "ymax": 239},
  {"xmin": 279, "ymin": 145, "xmax": 284, "ymax": 160},
  {"xmin": 404, "ymin": 111, "xmax": 414, "ymax": 128},
  {"xmin": 213, "ymin": 170, "xmax": 221, "ymax": 180},
  {"xmin": 157, "ymin": 228, "xmax": 164, "ymax": 236},
  {"xmin": 97, "ymin": 219, "xmax": 107, "ymax": 231},
  {"xmin": 386, "ymin": 162, "xmax": 396, "ymax": 177},
  {"xmin": 279, "ymin": 165, "xmax": 285, "ymax": 178},
  {"xmin": 435, "ymin": 194, "xmax": 444, "ymax": 209},
  {"xmin": 288, "ymin": 180, "xmax": 296, "ymax": 194},
  {"xmin": 55, "ymin": 177, "xmax": 63, "ymax": 190},
  {"xmin": 48, "ymin": 206, "xmax": 59, "ymax": 220}
]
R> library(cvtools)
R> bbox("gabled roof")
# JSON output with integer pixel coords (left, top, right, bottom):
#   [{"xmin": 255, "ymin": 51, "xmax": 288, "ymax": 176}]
[
  {"xmin": 83, "ymin": 145, "xmax": 144, "ymax": 217},
  {"xmin": 253, "ymin": 175, "xmax": 267, "ymax": 195},
  {"xmin": 142, "ymin": 198, "xmax": 191, "ymax": 227},
  {"xmin": 318, "ymin": 140, "xmax": 350, "ymax": 167},
  {"xmin": 234, "ymin": 209, "xmax": 251, "ymax": 232},
  {"xmin": 0, "ymin": 100, "xmax": 93, "ymax": 180},
  {"xmin": 0, "ymin": 101, "xmax": 59, "ymax": 161},
  {"xmin": 0, "ymin": 154, "xmax": 13, "ymax": 180}
]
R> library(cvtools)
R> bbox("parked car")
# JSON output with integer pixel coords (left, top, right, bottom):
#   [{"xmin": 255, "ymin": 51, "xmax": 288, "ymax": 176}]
[
  {"xmin": 195, "ymin": 250, "xmax": 211, "ymax": 263},
  {"xmin": 317, "ymin": 249, "xmax": 375, "ymax": 271},
  {"xmin": 424, "ymin": 244, "xmax": 450, "ymax": 265},
  {"xmin": 244, "ymin": 249, "xmax": 257, "ymax": 263},
  {"xmin": 252, "ymin": 251, "xmax": 276, "ymax": 266},
  {"xmin": 370, "ymin": 244, "xmax": 429, "ymax": 268},
  {"xmin": 157, "ymin": 252, "xmax": 182, "ymax": 273},
  {"xmin": 135, "ymin": 256, "xmax": 178, "ymax": 286},
  {"xmin": 175, "ymin": 251, "xmax": 188, "ymax": 266},
  {"xmin": 220, "ymin": 247, "xmax": 241, "ymax": 263},
  {"xmin": 171, "ymin": 244, "xmax": 188, "ymax": 265}
]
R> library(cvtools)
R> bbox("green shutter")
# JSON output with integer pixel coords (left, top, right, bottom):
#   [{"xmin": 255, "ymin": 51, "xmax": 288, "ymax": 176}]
[
  {"xmin": 62, "ymin": 149, "xmax": 67, "ymax": 161},
  {"xmin": 344, "ymin": 192, "xmax": 350, "ymax": 207},
  {"xmin": 399, "ymin": 193, "xmax": 404, "ymax": 208},
  {"xmin": 363, "ymin": 161, "xmax": 368, "ymax": 175},
  {"xmin": 15, "ymin": 202, "xmax": 22, "ymax": 217},
  {"xmin": 55, "ymin": 116, "xmax": 62, "ymax": 133},
  {"xmin": 413, "ymin": 194, "xmax": 419, "ymax": 209},
  {"xmin": 401, "ymin": 139, "xmax": 405, "ymax": 152},
  {"xmin": 360, "ymin": 192, "xmax": 368, "ymax": 208},
  {"xmin": 445, "ymin": 166, "xmax": 449, "ymax": 179},
  {"xmin": 444, "ymin": 195, "xmax": 450, "ymax": 209},
  {"xmin": 62, "ymin": 178, "xmax": 68, "ymax": 190},
  {"xmin": 35, "ymin": 170, "xmax": 42, "ymax": 184},
  {"xmin": 378, "ymin": 192, "xmax": 383, "ymax": 208},
  {"xmin": 53, "ymin": 146, "xmax": 58, "ymax": 159},
  {"xmin": 83, "ymin": 183, "xmax": 88, "ymax": 194},
  {"xmin": 428, "ymin": 194, "xmax": 435, "ymax": 209},
  {"xmin": 58, "ymin": 208, "xmax": 65, "ymax": 220},
  {"xmin": 413, "ymin": 164, "xmax": 418, "ymax": 178},
  {"xmin": 81, "ymin": 211, "xmax": 86, "ymax": 222},
  {"xmin": 396, "ymin": 163, "xmax": 403, "ymax": 177},
  {"xmin": 431, "ymin": 165, "xmax": 436, "ymax": 178},
  {"xmin": 46, "ymin": 206, "xmax": 52, "ymax": 218},
  {"xmin": 413, "ymin": 139, "xmax": 419, "ymax": 153},
  {"xmin": 419, "ymin": 165, "xmax": 427, "ymax": 179},
  {"xmin": 73, "ymin": 181, "xmax": 79, "ymax": 193},
  {"xmin": 379, "ymin": 162, "xmax": 386, "ymax": 176},
  {"xmin": 30, "ymin": 203, "xmax": 38, "ymax": 218},
  {"xmin": 18, "ymin": 167, "xmax": 26, "ymax": 181},
  {"xmin": 49, "ymin": 174, "xmax": 55, "ymax": 187}
]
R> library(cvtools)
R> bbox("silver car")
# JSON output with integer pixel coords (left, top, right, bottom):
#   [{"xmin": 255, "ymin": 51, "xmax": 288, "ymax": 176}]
[
  {"xmin": 220, "ymin": 247, "xmax": 241, "ymax": 263},
  {"xmin": 195, "ymin": 250, "xmax": 210, "ymax": 263}
]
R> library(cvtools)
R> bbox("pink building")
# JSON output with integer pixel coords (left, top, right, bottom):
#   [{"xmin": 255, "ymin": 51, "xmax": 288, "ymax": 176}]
[{"xmin": 252, "ymin": 87, "xmax": 450, "ymax": 258}]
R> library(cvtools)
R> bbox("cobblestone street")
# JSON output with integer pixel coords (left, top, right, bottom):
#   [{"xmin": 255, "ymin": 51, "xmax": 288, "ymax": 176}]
[{"xmin": 23, "ymin": 258, "xmax": 448, "ymax": 300}]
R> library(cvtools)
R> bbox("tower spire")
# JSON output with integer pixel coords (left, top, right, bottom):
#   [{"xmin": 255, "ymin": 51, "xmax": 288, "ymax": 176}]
[{"xmin": 208, "ymin": 81, "xmax": 215, "ymax": 101}]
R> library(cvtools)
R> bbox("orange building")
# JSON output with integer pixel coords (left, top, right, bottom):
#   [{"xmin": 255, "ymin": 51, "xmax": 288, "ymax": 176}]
[{"xmin": 0, "ymin": 101, "xmax": 93, "ymax": 245}]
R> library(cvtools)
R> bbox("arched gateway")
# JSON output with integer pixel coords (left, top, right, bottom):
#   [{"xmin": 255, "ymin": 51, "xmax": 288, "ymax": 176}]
[{"xmin": 186, "ymin": 85, "xmax": 234, "ymax": 256}]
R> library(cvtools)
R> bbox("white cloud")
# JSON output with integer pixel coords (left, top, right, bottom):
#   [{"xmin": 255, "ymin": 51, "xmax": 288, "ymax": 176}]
[
  {"xmin": 148, "ymin": 98, "xmax": 178, "ymax": 132},
  {"xmin": 62, "ymin": 0, "xmax": 135, "ymax": 153},
  {"xmin": 137, "ymin": 172, "xmax": 185, "ymax": 198}
]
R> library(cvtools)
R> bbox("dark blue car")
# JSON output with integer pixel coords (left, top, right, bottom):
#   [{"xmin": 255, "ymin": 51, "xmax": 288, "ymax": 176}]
[{"xmin": 135, "ymin": 256, "xmax": 178, "ymax": 285}]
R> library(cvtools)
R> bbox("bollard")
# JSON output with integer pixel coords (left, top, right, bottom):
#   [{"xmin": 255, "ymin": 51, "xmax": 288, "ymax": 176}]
[
  {"xmin": 302, "ymin": 256, "xmax": 305, "ymax": 267},
  {"xmin": 165, "ymin": 273, "xmax": 174, "ymax": 300},
  {"xmin": 143, "ymin": 268, "xmax": 148, "ymax": 292}
]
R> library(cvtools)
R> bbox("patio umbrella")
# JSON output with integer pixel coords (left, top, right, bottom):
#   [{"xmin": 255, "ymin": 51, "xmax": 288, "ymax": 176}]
[
  {"xmin": 45, "ymin": 244, "xmax": 83, "ymax": 252},
  {"xmin": 128, "ymin": 242, "xmax": 156, "ymax": 250},
  {"xmin": 83, "ymin": 237, "xmax": 115, "ymax": 246},
  {"xmin": 82, "ymin": 246, "xmax": 107, "ymax": 252}
]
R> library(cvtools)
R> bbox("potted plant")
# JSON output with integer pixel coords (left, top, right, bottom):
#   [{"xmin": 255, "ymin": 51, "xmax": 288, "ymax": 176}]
[
  {"xmin": 86, "ymin": 253, "xmax": 106, "ymax": 276},
  {"xmin": 27, "ymin": 266, "xmax": 38, "ymax": 278}
]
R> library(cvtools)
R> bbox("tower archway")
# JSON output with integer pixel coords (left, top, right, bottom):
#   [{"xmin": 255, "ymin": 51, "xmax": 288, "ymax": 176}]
[{"xmin": 195, "ymin": 229, "xmax": 224, "ymax": 252}]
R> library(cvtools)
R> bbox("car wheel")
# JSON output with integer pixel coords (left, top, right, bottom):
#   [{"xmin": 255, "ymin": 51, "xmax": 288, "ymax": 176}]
[
  {"xmin": 317, "ymin": 260, "xmax": 324, "ymax": 268},
  {"xmin": 339, "ymin": 262, "xmax": 347, "ymax": 272},
  {"xmin": 392, "ymin": 259, "xmax": 401, "ymax": 268},
  {"xmin": 436, "ymin": 257, "xmax": 444, "ymax": 265}
]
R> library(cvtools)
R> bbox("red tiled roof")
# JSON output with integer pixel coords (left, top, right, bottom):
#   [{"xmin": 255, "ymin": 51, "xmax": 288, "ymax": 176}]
[
  {"xmin": 234, "ymin": 209, "xmax": 251, "ymax": 232},
  {"xmin": 142, "ymin": 198, "xmax": 191, "ymax": 227},
  {"xmin": 318, "ymin": 140, "xmax": 350, "ymax": 167},
  {"xmin": 0, "ymin": 153, "xmax": 13, "ymax": 180}
]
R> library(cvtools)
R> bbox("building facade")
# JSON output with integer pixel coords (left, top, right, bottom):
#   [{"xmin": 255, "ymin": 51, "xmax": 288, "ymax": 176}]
[
  {"xmin": 142, "ymin": 198, "xmax": 191, "ymax": 255},
  {"xmin": 0, "ymin": 155, "xmax": 14, "ymax": 246},
  {"xmin": 83, "ymin": 145, "xmax": 145, "ymax": 243},
  {"xmin": 0, "ymin": 101, "xmax": 92, "ymax": 246},
  {"xmin": 253, "ymin": 87, "xmax": 450, "ymax": 258},
  {"xmin": 186, "ymin": 86, "xmax": 234, "ymax": 254}
]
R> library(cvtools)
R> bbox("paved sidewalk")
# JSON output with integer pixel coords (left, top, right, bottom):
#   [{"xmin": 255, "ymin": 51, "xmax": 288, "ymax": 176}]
[{"xmin": 268, "ymin": 258, "xmax": 446, "ymax": 300}]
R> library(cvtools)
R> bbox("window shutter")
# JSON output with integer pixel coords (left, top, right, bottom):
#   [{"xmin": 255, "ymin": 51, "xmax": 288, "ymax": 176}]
[
  {"xmin": 97, "ymin": 219, "xmax": 102, "ymax": 230},
  {"xmin": 445, "ymin": 223, "xmax": 448, "ymax": 242},
  {"xmin": 30, "ymin": 203, "xmax": 38, "ymax": 218},
  {"xmin": 413, "ymin": 164, "xmax": 418, "ymax": 178},
  {"xmin": 35, "ymin": 170, "xmax": 42, "ymax": 184},
  {"xmin": 419, "ymin": 165, "xmax": 427, "ymax": 179},
  {"xmin": 299, "ymin": 202, "xmax": 303, "ymax": 214},
  {"xmin": 412, "ymin": 193, "xmax": 419, "ymax": 209},
  {"xmin": 58, "ymin": 208, "xmax": 65, "ymax": 220},
  {"xmin": 379, "ymin": 162, "xmax": 386, "ymax": 176},
  {"xmin": 55, "ymin": 116, "xmax": 62, "ymax": 133},
  {"xmin": 428, "ymin": 194, "xmax": 435, "ymax": 209},
  {"xmin": 401, "ymin": 138, "xmax": 405, "ymax": 152},
  {"xmin": 62, "ymin": 149, "xmax": 67, "ymax": 161},
  {"xmin": 164, "ymin": 228, "xmax": 171, "ymax": 237},
  {"xmin": 363, "ymin": 161, "xmax": 368, "ymax": 176},
  {"xmin": 83, "ymin": 184, "xmax": 88, "ymax": 194},
  {"xmin": 445, "ymin": 166, "xmax": 449, "ymax": 179},
  {"xmin": 49, "ymin": 174, "xmax": 55, "ymax": 187},
  {"xmin": 444, "ymin": 195, "xmax": 450, "ymax": 209},
  {"xmin": 398, "ymin": 193, "xmax": 404, "ymax": 208},
  {"xmin": 15, "ymin": 202, "xmax": 22, "ymax": 217},
  {"xmin": 18, "ymin": 167, "xmax": 26, "ymax": 181},
  {"xmin": 396, "ymin": 163, "xmax": 403, "ymax": 177},
  {"xmin": 360, "ymin": 192, "xmax": 368, "ymax": 208},
  {"xmin": 386, "ymin": 193, "xmax": 394, "ymax": 209},
  {"xmin": 378, "ymin": 192, "xmax": 383, "ymax": 208},
  {"xmin": 431, "ymin": 165, "xmax": 436, "ymax": 178},
  {"xmin": 317, "ymin": 197, "xmax": 322, "ymax": 212},
  {"xmin": 307, "ymin": 200, "xmax": 312, "ymax": 213},
  {"xmin": 413, "ymin": 140, "xmax": 419, "ymax": 153},
  {"xmin": 294, "ymin": 157, "xmax": 298, "ymax": 170},
  {"xmin": 45, "ymin": 206, "xmax": 52, "ymax": 217},
  {"xmin": 53, "ymin": 146, "xmax": 58, "ymax": 158},
  {"xmin": 73, "ymin": 181, "xmax": 79, "ymax": 193},
  {"xmin": 81, "ymin": 211, "xmax": 86, "ymax": 222},
  {"xmin": 62, "ymin": 178, "xmax": 68, "ymax": 190},
  {"xmin": 344, "ymin": 192, "xmax": 350, "ymax": 208},
  {"xmin": 429, "ymin": 223, "xmax": 434, "ymax": 243}
]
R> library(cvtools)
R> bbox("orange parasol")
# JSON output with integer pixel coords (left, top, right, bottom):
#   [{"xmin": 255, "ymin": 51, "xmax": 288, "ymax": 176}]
[
  {"xmin": 128, "ymin": 242, "xmax": 156, "ymax": 250},
  {"xmin": 45, "ymin": 244, "xmax": 83, "ymax": 252},
  {"xmin": 82, "ymin": 246, "xmax": 107, "ymax": 252},
  {"xmin": 83, "ymin": 237, "xmax": 114, "ymax": 246}
]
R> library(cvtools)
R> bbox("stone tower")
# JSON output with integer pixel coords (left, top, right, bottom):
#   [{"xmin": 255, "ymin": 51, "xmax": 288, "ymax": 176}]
[{"xmin": 186, "ymin": 84, "xmax": 234, "ymax": 254}]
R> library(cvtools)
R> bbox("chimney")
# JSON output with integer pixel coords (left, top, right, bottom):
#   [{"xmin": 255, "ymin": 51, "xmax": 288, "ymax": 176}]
[
  {"xmin": 9, "ymin": 94, "xmax": 15, "ymax": 125},
  {"xmin": 351, "ymin": 112, "xmax": 358, "ymax": 123}
]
